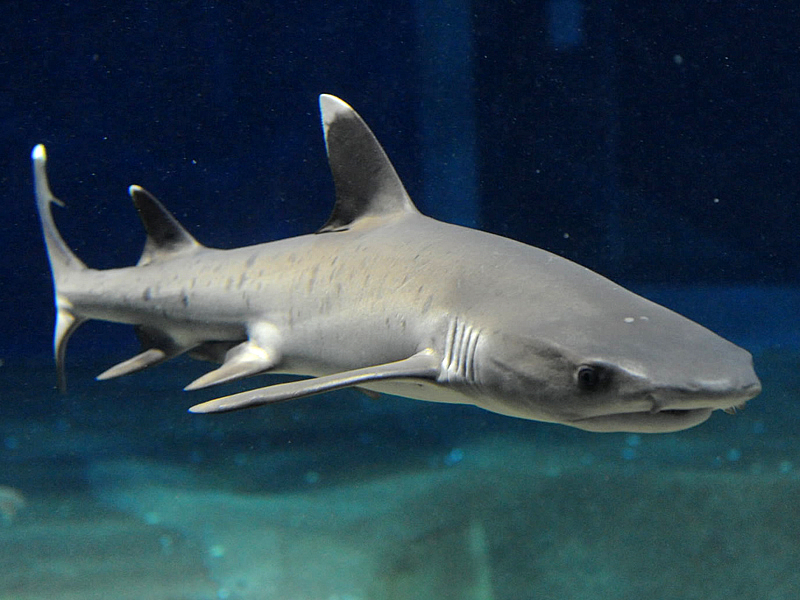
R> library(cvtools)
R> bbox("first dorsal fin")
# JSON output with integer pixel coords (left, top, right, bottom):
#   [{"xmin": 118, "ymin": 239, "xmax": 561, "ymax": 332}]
[
  {"xmin": 317, "ymin": 95, "xmax": 419, "ymax": 233},
  {"xmin": 129, "ymin": 185, "xmax": 203, "ymax": 266}
]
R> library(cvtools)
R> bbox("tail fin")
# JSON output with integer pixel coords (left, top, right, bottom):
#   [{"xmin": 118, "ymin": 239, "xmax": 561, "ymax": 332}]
[{"xmin": 32, "ymin": 145, "xmax": 88, "ymax": 391}]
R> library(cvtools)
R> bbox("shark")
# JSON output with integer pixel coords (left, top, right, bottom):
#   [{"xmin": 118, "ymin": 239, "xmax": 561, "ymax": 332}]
[{"xmin": 32, "ymin": 94, "xmax": 761, "ymax": 433}]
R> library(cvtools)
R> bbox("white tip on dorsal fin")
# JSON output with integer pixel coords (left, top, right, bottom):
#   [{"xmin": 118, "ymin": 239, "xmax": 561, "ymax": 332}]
[
  {"xmin": 129, "ymin": 185, "xmax": 203, "ymax": 266},
  {"xmin": 317, "ymin": 95, "xmax": 419, "ymax": 233}
]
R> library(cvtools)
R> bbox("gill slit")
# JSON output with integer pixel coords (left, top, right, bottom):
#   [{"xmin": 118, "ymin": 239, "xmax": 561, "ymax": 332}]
[{"xmin": 439, "ymin": 317, "xmax": 480, "ymax": 385}]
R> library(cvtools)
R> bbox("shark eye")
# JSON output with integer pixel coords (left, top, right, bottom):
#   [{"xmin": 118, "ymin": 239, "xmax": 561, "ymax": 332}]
[{"xmin": 576, "ymin": 364, "xmax": 609, "ymax": 392}]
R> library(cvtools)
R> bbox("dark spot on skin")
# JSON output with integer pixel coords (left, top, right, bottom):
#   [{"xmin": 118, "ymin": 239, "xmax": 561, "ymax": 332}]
[
  {"xmin": 307, "ymin": 265, "xmax": 319, "ymax": 293},
  {"xmin": 143, "ymin": 288, "xmax": 152, "ymax": 301},
  {"xmin": 245, "ymin": 254, "xmax": 257, "ymax": 268},
  {"xmin": 181, "ymin": 292, "xmax": 189, "ymax": 307},
  {"xmin": 421, "ymin": 295, "xmax": 433, "ymax": 314}
]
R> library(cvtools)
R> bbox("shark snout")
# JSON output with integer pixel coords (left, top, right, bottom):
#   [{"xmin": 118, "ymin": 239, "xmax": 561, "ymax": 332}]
[
  {"xmin": 650, "ymin": 335, "xmax": 762, "ymax": 410},
  {"xmin": 703, "ymin": 355, "xmax": 762, "ymax": 405},
  {"xmin": 650, "ymin": 370, "xmax": 762, "ymax": 413},
  {"xmin": 737, "ymin": 378, "xmax": 763, "ymax": 400}
]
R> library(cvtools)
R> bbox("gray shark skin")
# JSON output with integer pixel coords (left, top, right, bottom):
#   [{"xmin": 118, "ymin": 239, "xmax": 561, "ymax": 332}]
[{"xmin": 32, "ymin": 95, "xmax": 761, "ymax": 433}]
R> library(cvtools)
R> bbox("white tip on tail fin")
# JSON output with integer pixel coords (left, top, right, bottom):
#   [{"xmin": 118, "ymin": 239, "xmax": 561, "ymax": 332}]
[
  {"xmin": 32, "ymin": 144, "xmax": 47, "ymax": 162},
  {"xmin": 32, "ymin": 145, "xmax": 88, "ymax": 391}
]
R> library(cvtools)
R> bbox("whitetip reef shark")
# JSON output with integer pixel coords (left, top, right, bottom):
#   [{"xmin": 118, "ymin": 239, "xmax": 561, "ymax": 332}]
[{"xmin": 32, "ymin": 95, "xmax": 761, "ymax": 433}]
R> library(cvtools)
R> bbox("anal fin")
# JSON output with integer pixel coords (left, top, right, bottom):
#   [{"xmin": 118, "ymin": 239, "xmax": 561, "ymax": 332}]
[
  {"xmin": 96, "ymin": 325, "xmax": 191, "ymax": 381},
  {"xmin": 97, "ymin": 348, "xmax": 170, "ymax": 381},
  {"xmin": 189, "ymin": 349, "xmax": 439, "ymax": 414}
]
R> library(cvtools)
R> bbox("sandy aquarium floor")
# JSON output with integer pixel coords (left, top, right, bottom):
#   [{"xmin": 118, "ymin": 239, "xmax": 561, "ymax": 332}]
[{"xmin": 0, "ymin": 346, "xmax": 798, "ymax": 600}]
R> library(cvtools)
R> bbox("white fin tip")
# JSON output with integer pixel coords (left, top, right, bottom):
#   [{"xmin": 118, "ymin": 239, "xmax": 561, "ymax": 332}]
[
  {"xmin": 32, "ymin": 144, "xmax": 46, "ymax": 161},
  {"xmin": 319, "ymin": 94, "xmax": 353, "ymax": 127}
]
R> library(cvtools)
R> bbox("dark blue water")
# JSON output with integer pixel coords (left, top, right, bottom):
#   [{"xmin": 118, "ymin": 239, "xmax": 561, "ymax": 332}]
[{"xmin": 1, "ymin": 2, "xmax": 798, "ymax": 599}]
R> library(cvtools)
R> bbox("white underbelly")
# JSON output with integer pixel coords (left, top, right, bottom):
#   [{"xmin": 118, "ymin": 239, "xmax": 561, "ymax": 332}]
[{"xmin": 361, "ymin": 378, "xmax": 472, "ymax": 406}]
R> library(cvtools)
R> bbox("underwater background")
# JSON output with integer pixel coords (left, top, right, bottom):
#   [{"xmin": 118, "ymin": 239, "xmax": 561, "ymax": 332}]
[{"xmin": 1, "ymin": 1, "xmax": 799, "ymax": 599}]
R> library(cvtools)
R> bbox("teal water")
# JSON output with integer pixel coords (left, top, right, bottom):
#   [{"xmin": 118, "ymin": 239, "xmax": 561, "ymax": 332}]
[
  {"xmin": 0, "ymin": 331, "xmax": 797, "ymax": 600},
  {"xmin": 3, "ymin": 2, "xmax": 799, "ymax": 598}
]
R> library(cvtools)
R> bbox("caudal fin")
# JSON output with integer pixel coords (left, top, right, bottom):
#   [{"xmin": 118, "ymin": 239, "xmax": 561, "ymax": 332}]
[{"xmin": 32, "ymin": 145, "xmax": 89, "ymax": 391}]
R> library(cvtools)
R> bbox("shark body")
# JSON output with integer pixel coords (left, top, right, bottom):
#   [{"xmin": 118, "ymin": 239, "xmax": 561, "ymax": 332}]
[{"xmin": 33, "ymin": 95, "xmax": 760, "ymax": 433}]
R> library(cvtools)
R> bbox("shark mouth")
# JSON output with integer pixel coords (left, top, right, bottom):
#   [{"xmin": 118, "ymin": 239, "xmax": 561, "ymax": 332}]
[
  {"xmin": 570, "ymin": 407, "xmax": 716, "ymax": 433},
  {"xmin": 570, "ymin": 381, "xmax": 759, "ymax": 433}
]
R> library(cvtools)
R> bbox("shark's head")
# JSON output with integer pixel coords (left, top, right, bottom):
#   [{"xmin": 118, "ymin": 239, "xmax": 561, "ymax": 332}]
[{"xmin": 475, "ymin": 290, "xmax": 761, "ymax": 433}]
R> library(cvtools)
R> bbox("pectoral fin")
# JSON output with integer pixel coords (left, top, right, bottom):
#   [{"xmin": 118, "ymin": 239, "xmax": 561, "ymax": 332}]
[{"xmin": 189, "ymin": 349, "xmax": 440, "ymax": 414}]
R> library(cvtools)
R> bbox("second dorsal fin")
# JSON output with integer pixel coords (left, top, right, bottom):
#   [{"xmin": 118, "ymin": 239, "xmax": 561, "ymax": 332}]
[
  {"xmin": 129, "ymin": 185, "xmax": 203, "ymax": 266},
  {"xmin": 317, "ymin": 95, "xmax": 419, "ymax": 233}
]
